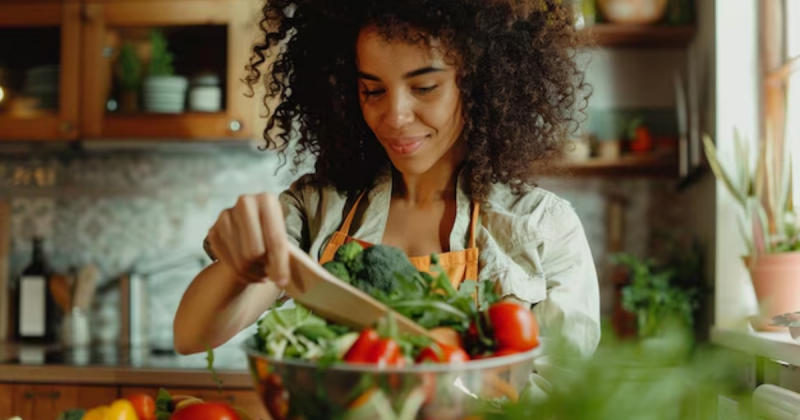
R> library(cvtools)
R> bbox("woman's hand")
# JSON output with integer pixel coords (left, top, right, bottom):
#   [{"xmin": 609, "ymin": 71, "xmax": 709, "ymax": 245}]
[{"xmin": 206, "ymin": 193, "xmax": 290, "ymax": 287}]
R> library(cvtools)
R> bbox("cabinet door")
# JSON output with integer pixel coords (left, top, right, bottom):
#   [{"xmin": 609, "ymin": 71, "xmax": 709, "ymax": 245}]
[
  {"xmin": 0, "ymin": 2, "xmax": 81, "ymax": 141},
  {"xmin": 81, "ymin": 0, "xmax": 261, "ymax": 141},
  {"xmin": 121, "ymin": 386, "xmax": 271, "ymax": 420},
  {"xmin": 0, "ymin": 384, "xmax": 13, "ymax": 419},
  {"xmin": 12, "ymin": 384, "xmax": 118, "ymax": 419}
]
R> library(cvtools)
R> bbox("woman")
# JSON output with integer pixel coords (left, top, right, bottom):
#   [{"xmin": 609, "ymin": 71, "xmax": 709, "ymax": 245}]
[{"xmin": 174, "ymin": 0, "xmax": 599, "ymax": 390}]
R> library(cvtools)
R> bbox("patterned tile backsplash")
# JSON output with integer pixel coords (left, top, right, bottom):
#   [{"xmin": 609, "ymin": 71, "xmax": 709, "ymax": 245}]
[{"xmin": 0, "ymin": 146, "xmax": 701, "ymax": 349}]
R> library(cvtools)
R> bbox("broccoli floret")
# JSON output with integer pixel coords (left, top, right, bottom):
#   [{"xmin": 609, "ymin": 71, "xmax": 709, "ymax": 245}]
[
  {"xmin": 354, "ymin": 244, "xmax": 419, "ymax": 294},
  {"xmin": 334, "ymin": 241, "xmax": 363, "ymax": 264},
  {"xmin": 335, "ymin": 241, "xmax": 364, "ymax": 273},
  {"xmin": 322, "ymin": 261, "xmax": 351, "ymax": 283}
]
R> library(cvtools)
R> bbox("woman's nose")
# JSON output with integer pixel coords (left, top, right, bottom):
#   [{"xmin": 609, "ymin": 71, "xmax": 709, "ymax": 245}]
[{"xmin": 382, "ymin": 91, "xmax": 414, "ymax": 129}]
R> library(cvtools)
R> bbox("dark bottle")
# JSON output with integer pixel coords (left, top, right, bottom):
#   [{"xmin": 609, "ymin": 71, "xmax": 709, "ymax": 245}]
[{"xmin": 15, "ymin": 237, "xmax": 56, "ymax": 343}]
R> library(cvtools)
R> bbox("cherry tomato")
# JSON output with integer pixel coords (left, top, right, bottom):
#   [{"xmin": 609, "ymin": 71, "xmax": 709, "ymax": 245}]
[
  {"xmin": 345, "ymin": 329, "xmax": 404, "ymax": 366},
  {"xmin": 169, "ymin": 402, "xmax": 241, "ymax": 420},
  {"xmin": 487, "ymin": 301, "xmax": 539, "ymax": 351},
  {"xmin": 364, "ymin": 338, "xmax": 405, "ymax": 366},
  {"xmin": 344, "ymin": 329, "xmax": 382, "ymax": 362},
  {"xmin": 417, "ymin": 343, "xmax": 470, "ymax": 364},
  {"xmin": 126, "ymin": 394, "xmax": 155, "ymax": 420}
]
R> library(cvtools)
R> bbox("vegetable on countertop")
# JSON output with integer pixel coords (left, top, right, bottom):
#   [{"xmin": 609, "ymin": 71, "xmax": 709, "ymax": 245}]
[
  {"xmin": 125, "ymin": 394, "xmax": 155, "ymax": 420},
  {"xmin": 168, "ymin": 403, "xmax": 241, "ymax": 420}
]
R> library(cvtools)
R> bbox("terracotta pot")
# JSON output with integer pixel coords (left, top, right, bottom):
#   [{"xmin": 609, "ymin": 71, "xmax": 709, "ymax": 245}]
[{"xmin": 743, "ymin": 252, "xmax": 800, "ymax": 331}]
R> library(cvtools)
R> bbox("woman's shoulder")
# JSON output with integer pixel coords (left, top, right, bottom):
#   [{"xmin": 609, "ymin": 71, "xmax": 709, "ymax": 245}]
[
  {"xmin": 482, "ymin": 183, "xmax": 581, "ymax": 239},
  {"xmin": 281, "ymin": 173, "xmax": 347, "ymax": 203}
]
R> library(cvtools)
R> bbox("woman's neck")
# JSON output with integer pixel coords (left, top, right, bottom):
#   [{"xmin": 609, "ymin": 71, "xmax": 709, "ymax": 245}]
[{"xmin": 393, "ymin": 143, "xmax": 466, "ymax": 206}]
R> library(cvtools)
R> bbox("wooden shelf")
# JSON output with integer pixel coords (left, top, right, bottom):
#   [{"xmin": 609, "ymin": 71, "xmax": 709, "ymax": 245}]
[
  {"xmin": 92, "ymin": 112, "xmax": 248, "ymax": 140},
  {"xmin": 543, "ymin": 152, "xmax": 679, "ymax": 178},
  {"xmin": 581, "ymin": 24, "xmax": 696, "ymax": 48}
]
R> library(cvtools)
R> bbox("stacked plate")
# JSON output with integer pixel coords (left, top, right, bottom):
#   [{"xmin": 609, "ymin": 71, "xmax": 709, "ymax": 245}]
[
  {"xmin": 23, "ymin": 65, "xmax": 60, "ymax": 110},
  {"xmin": 143, "ymin": 75, "xmax": 188, "ymax": 113}
]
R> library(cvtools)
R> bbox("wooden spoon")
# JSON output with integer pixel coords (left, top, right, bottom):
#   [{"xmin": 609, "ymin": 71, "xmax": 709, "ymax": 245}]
[
  {"xmin": 48, "ymin": 274, "xmax": 72, "ymax": 313},
  {"xmin": 284, "ymin": 242, "xmax": 433, "ymax": 339}
]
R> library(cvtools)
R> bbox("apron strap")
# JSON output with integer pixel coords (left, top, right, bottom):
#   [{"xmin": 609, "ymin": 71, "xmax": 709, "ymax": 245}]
[
  {"xmin": 468, "ymin": 201, "xmax": 480, "ymax": 249},
  {"xmin": 339, "ymin": 190, "xmax": 368, "ymax": 235}
]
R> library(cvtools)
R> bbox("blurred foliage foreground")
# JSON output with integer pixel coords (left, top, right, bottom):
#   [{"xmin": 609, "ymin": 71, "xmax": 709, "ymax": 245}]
[{"xmin": 481, "ymin": 320, "xmax": 751, "ymax": 420}]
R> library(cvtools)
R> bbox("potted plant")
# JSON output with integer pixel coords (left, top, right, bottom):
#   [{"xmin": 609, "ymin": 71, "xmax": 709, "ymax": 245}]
[
  {"xmin": 142, "ymin": 30, "xmax": 187, "ymax": 113},
  {"xmin": 117, "ymin": 43, "xmax": 142, "ymax": 113},
  {"xmin": 703, "ymin": 129, "xmax": 799, "ymax": 331},
  {"xmin": 612, "ymin": 237, "xmax": 703, "ymax": 341}
]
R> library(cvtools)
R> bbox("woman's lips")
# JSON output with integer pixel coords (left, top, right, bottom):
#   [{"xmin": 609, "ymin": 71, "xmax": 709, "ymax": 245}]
[{"xmin": 385, "ymin": 135, "xmax": 427, "ymax": 156}]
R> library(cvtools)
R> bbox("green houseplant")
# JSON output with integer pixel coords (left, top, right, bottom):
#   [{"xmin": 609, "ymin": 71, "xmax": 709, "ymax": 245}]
[
  {"xmin": 703, "ymin": 128, "xmax": 800, "ymax": 330},
  {"xmin": 612, "ymin": 236, "xmax": 704, "ymax": 340},
  {"xmin": 117, "ymin": 43, "xmax": 142, "ymax": 113},
  {"xmin": 142, "ymin": 29, "xmax": 187, "ymax": 113}
]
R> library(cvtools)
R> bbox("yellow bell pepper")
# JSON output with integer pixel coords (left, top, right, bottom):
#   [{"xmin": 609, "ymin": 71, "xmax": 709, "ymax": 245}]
[
  {"xmin": 81, "ymin": 406, "xmax": 109, "ymax": 420},
  {"xmin": 105, "ymin": 400, "xmax": 139, "ymax": 420}
]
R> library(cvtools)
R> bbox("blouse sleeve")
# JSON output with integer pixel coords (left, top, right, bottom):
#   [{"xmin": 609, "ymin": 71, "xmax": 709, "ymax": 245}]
[{"xmin": 531, "ymin": 198, "xmax": 601, "ymax": 358}]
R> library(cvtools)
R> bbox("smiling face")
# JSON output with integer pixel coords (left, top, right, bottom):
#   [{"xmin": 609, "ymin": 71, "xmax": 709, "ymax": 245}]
[{"xmin": 356, "ymin": 27, "xmax": 465, "ymax": 177}]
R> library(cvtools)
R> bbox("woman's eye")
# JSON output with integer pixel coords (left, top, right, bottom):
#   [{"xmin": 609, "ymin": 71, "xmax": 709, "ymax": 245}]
[
  {"xmin": 361, "ymin": 88, "xmax": 385, "ymax": 97},
  {"xmin": 414, "ymin": 85, "xmax": 438, "ymax": 94}
]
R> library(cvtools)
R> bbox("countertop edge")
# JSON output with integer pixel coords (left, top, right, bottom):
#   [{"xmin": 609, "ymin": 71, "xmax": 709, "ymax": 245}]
[
  {"xmin": 0, "ymin": 364, "xmax": 255, "ymax": 389},
  {"xmin": 710, "ymin": 326, "xmax": 800, "ymax": 367}
]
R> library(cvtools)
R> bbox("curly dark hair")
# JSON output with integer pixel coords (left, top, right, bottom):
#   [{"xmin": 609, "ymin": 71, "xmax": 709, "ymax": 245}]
[{"xmin": 245, "ymin": 0, "xmax": 591, "ymax": 202}]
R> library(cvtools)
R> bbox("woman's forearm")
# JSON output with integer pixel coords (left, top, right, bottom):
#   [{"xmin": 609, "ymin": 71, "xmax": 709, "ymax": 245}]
[{"xmin": 173, "ymin": 262, "xmax": 281, "ymax": 354}]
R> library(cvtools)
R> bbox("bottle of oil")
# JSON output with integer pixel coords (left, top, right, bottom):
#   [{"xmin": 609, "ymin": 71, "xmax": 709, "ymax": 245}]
[{"xmin": 15, "ymin": 237, "xmax": 56, "ymax": 343}]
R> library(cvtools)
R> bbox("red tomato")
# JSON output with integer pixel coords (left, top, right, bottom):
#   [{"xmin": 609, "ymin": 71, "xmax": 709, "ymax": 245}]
[
  {"xmin": 126, "ymin": 394, "xmax": 155, "ymax": 420},
  {"xmin": 487, "ymin": 302, "xmax": 539, "ymax": 351},
  {"xmin": 170, "ymin": 403, "xmax": 241, "ymax": 420},
  {"xmin": 417, "ymin": 343, "xmax": 470, "ymax": 364},
  {"xmin": 345, "ymin": 330, "xmax": 404, "ymax": 367},
  {"xmin": 344, "ymin": 329, "xmax": 382, "ymax": 363},
  {"xmin": 364, "ymin": 338, "xmax": 404, "ymax": 366}
]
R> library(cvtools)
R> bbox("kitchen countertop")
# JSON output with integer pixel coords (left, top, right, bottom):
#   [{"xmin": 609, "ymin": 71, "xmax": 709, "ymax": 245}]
[{"xmin": 0, "ymin": 343, "xmax": 255, "ymax": 388}]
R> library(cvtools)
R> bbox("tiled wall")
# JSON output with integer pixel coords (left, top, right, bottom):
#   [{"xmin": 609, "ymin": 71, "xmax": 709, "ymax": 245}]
[{"xmin": 0, "ymin": 146, "xmax": 700, "ymax": 348}]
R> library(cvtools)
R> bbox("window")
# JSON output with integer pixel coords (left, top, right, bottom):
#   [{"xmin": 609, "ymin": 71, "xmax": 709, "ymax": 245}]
[{"xmin": 785, "ymin": 1, "xmax": 800, "ymax": 202}]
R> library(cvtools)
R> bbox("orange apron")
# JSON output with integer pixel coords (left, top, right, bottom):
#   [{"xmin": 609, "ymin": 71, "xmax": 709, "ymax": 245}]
[{"xmin": 319, "ymin": 192, "xmax": 480, "ymax": 289}]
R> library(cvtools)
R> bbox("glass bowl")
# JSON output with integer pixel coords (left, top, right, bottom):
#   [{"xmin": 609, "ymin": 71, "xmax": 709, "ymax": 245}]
[{"xmin": 243, "ymin": 338, "xmax": 541, "ymax": 420}]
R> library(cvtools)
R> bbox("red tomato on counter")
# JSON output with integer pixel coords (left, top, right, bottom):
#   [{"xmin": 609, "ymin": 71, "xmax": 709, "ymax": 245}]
[
  {"xmin": 488, "ymin": 302, "xmax": 539, "ymax": 351},
  {"xmin": 170, "ymin": 403, "xmax": 241, "ymax": 420},
  {"xmin": 126, "ymin": 394, "xmax": 155, "ymax": 420}
]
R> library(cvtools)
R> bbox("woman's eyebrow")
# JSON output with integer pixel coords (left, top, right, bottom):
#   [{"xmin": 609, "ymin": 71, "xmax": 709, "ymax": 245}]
[{"xmin": 357, "ymin": 66, "xmax": 445, "ymax": 81}]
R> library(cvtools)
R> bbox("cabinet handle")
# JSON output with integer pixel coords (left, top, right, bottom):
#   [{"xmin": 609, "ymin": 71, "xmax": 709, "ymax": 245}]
[
  {"xmin": 229, "ymin": 120, "xmax": 243, "ymax": 132},
  {"xmin": 225, "ymin": 395, "xmax": 236, "ymax": 404},
  {"xmin": 49, "ymin": 391, "xmax": 61, "ymax": 400},
  {"xmin": 23, "ymin": 392, "xmax": 34, "ymax": 399}
]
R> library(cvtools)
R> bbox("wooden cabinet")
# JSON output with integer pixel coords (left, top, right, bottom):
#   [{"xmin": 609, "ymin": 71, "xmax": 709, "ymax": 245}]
[
  {"xmin": 0, "ymin": 2, "xmax": 82, "ymax": 141},
  {"xmin": 80, "ymin": 0, "xmax": 260, "ymax": 141},
  {"xmin": 0, "ymin": 0, "xmax": 263, "ymax": 142},
  {"xmin": 121, "ymin": 386, "xmax": 270, "ymax": 420},
  {"xmin": 0, "ymin": 384, "xmax": 117, "ymax": 419}
]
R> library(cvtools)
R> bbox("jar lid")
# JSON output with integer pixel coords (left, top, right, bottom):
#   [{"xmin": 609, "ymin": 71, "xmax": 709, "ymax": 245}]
[{"xmin": 193, "ymin": 74, "xmax": 220, "ymax": 87}]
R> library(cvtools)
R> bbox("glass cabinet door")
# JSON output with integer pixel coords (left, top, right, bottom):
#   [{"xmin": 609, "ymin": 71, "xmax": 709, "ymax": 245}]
[
  {"xmin": 0, "ymin": 2, "xmax": 81, "ymax": 141},
  {"xmin": 81, "ymin": 0, "xmax": 259, "ymax": 141}
]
